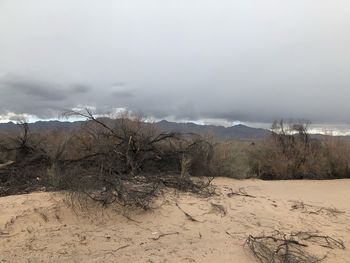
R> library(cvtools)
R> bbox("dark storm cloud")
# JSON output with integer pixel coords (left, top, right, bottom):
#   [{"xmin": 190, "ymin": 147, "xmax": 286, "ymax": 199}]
[
  {"xmin": 1, "ymin": 0, "xmax": 350, "ymax": 125},
  {"xmin": 0, "ymin": 74, "xmax": 98, "ymax": 118},
  {"xmin": 0, "ymin": 74, "xmax": 67, "ymax": 101}
]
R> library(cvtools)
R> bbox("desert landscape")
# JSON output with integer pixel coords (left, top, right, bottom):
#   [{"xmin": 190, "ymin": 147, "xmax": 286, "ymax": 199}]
[
  {"xmin": 1, "ymin": 178, "xmax": 349, "ymax": 263},
  {"xmin": 2, "ymin": 1, "xmax": 350, "ymax": 262},
  {"xmin": 1, "ymin": 113, "xmax": 350, "ymax": 263}
]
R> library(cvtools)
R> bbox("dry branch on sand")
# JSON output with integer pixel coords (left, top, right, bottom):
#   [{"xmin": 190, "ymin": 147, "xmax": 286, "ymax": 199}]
[
  {"xmin": 150, "ymin": 232, "xmax": 179, "ymax": 240},
  {"xmin": 227, "ymin": 187, "xmax": 256, "ymax": 198},
  {"xmin": 176, "ymin": 203, "xmax": 201, "ymax": 222},
  {"xmin": 290, "ymin": 201, "xmax": 345, "ymax": 217},
  {"xmin": 294, "ymin": 232, "xmax": 345, "ymax": 250},
  {"xmin": 246, "ymin": 230, "xmax": 345, "ymax": 263}
]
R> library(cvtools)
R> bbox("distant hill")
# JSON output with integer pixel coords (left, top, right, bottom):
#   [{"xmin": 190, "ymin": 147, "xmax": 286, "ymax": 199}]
[
  {"xmin": 0, "ymin": 119, "xmax": 270, "ymax": 140},
  {"xmin": 2, "ymin": 119, "xmax": 350, "ymax": 141},
  {"xmin": 155, "ymin": 120, "xmax": 269, "ymax": 140},
  {"xmin": 0, "ymin": 121, "xmax": 83, "ymax": 133}
]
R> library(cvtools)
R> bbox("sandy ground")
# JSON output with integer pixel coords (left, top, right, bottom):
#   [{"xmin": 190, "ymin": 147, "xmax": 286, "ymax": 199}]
[{"xmin": 1, "ymin": 178, "xmax": 350, "ymax": 262}]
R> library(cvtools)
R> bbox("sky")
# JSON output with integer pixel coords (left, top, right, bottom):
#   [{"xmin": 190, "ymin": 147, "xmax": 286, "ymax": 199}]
[{"xmin": 1, "ymin": 0, "xmax": 350, "ymax": 129}]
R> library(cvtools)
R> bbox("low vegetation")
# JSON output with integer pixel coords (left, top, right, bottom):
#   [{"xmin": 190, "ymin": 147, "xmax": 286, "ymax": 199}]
[
  {"xmin": 0, "ymin": 110, "xmax": 215, "ymax": 208},
  {"xmin": 0, "ymin": 114, "xmax": 350, "ymax": 205},
  {"xmin": 249, "ymin": 120, "xmax": 350, "ymax": 180}
]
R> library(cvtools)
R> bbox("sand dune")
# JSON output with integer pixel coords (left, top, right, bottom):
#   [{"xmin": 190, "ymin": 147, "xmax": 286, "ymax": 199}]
[{"xmin": 1, "ymin": 178, "xmax": 350, "ymax": 262}]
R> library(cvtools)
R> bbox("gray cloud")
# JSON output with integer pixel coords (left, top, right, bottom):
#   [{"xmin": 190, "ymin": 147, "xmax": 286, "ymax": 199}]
[
  {"xmin": 71, "ymin": 84, "xmax": 91, "ymax": 94},
  {"xmin": 112, "ymin": 82, "xmax": 128, "ymax": 87},
  {"xmin": 112, "ymin": 90, "xmax": 134, "ymax": 98},
  {"xmin": 0, "ymin": 74, "xmax": 97, "ymax": 118},
  {"xmin": 1, "ymin": 0, "xmax": 350, "ymax": 125},
  {"xmin": 0, "ymin": 74, "xmax": 67, "ymax": 101}
]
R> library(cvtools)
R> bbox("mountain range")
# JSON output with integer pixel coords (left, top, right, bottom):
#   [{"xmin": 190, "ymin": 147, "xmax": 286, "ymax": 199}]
[{"xmin": 0, "ymin": 120, "xmax": 270, "ymax": 140}]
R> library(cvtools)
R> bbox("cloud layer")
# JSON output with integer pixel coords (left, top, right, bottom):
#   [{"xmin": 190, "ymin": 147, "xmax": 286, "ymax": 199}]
[{"xmin": 1, "ymin": 0, "xmax": 350, "ymax": 125}]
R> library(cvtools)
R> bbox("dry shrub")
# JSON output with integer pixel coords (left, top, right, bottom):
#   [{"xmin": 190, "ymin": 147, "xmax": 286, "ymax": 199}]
[
  {"xmin": 3, "ymin": 114, "xmax": 350, "ymax": 201},
  {"xmin": 211, "ymin": 140, "xmax": 251, "ymax": 178},
  {"xmin": 186, "ymin": 135, "xmax": 214, "ymax": 176},
  {"xmin": 322, "ymin": 136, "xmax": 350, "ymax": 178},
  {"xmin": 57, "ymin": 110, "xmax": 214, "ymax": 209},
  {"xmin": 0, "ymin": 112, "xmax": 214, "ymax": 206},
  {"xmin": 0, "ymin": 122, "xmax": 53, "ymax": 196},
  {"xmin": 248, "ymin": 120, "xmax": 330, "ymax": 180}
]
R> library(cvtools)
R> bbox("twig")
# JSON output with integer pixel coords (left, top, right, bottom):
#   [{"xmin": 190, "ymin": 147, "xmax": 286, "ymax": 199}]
[
  {"xmin": 151, "ymin": 232, "xmax": 179, "ymax": 240},
  {"xmin": 294, "ymin": 232, "xmax": 345, "ymax": 250},
  {"xmin": 227, "ymin": 187, "xmax": 256, "ymax": 198},
  {"xmin": 176, "ymin": 203, "xmax": 201, "ymax": 222},
  {"xmin": 116, "ymin": 244, "xmax": 130, "ymax": 251},
  {"xmin": 121, "ymin": 213, "xmax": 142, "ymax": 224},
  {"xmin": 290, "ymin": 201, "xmax": 345, "ymax": 217},
  {"xmin": 0, "ymin": 230, "xmax": 9, "ymax": 236}
]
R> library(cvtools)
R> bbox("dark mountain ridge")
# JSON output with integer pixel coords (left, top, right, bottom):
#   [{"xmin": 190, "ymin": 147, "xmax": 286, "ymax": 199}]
[
  {"xmin": 0, "ymin": 120, "xmax": 269, "ymax": 140},
  {"xmin": 1, "ymin": 119, "xmax": 349, "ymax": 141}
]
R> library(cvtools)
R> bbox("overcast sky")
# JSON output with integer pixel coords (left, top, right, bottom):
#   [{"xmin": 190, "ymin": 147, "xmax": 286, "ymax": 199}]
[{"xmin": 1, "ymin": 0, "xmax": 350, "ymax": 126}]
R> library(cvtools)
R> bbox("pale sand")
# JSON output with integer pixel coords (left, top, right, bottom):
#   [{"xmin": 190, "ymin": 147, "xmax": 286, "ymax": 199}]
[{"xmin": 1, "ymin": 178, "xmax": 350, "ymax": 262}]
